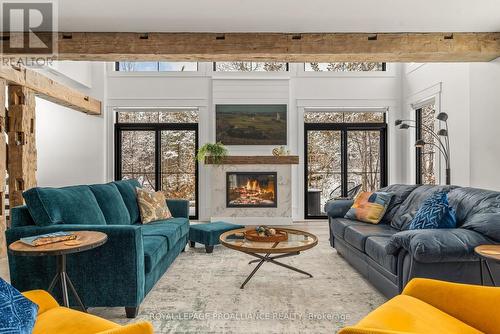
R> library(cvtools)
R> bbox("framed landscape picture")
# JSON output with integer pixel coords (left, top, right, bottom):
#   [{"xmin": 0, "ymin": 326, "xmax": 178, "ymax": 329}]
[{"xmin": 216, "ymin": 104, "xmax": 287, "ymax": 145}]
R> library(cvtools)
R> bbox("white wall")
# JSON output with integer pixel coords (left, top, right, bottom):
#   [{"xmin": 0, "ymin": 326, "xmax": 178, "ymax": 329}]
[
  {"xmin": 469, "ymin": 58, "xmax": 500, "ymax": 190},
  {"xmin": 401, "ymin": 59, "xmax": 500, "ymax": 190},
  {"xmin": 106, "ymin": 63, "xmax": 403, "ymax": 220},
  {"xmin": 35, "ymin": 62, "xmax": 107, "ymax": 187}
]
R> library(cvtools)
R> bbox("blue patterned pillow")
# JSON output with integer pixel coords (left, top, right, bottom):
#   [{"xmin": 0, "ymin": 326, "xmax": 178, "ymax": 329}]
[
  {"xmin": 0, "ymin": 278, "xmax": 38, "ymax": 334},
  {"xmin": 407, "ymin": 191, "xmax": 457, "ymax": 230}
]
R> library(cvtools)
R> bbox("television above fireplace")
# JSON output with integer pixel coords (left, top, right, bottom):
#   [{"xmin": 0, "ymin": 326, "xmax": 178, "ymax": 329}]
[{"xmin": 226, "ymin": 172, "xmax": 277, "ymax": 208}]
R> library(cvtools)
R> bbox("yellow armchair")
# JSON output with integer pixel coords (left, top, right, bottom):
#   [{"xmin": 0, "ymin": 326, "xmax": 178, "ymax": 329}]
[
  {"xmin": 340, "ymin": 278, "xmax": 500, "ymax": 334},
  {"xmin": 22, "ymin": 290, "xmax": 153, "ymax": 334}
]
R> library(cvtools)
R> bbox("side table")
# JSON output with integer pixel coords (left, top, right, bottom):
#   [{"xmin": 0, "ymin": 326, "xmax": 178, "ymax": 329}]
[
  {"xmin": 9, "ymin": 230, "xmax": 107, "ymax": 311},
  {"xmin": 474, "ymin": 245, "xmax": 500, "ymax": 286}
]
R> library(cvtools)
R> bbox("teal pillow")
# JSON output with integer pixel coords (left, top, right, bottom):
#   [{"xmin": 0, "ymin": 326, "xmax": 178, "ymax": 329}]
[
  {"xmin": 23, "ymin": 185, "xmax": 107, "ymax": 226},
  {"xmin": 0, "ymin": 277, "xmax": 38, "ymax": 333},
  {"xmin": 407, "ymin": 191, "xmax": 457, "ymax": 230},
  {"xmin": 89, "ymin": 183, "xmax": 131, "ymax": 225}
]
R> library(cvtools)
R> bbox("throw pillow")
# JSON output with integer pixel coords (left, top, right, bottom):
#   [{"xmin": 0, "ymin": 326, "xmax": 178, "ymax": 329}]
[
  {"xmin": 0, "ymin": 278, "xmax": 38, "ymax": 334},
  {"xmin": 344, "ymin": 191, "xmax": 394, "ymax": 224},
  {"xmin": 407, "ymin": 191, "xmax": 457, "ymax": 230},
  {"xmin": 136, "ymin": 188, "xmax": 172, "ymax": 224}
]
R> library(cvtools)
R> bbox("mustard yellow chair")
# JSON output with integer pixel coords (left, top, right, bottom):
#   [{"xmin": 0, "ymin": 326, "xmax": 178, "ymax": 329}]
[
  {"xmin": 23, "ymin": 290, "xmax": 154, "ymax": 334},
  {"xmin": 340, "ymin": 278, "xmax": 500, "ymax": 334}
]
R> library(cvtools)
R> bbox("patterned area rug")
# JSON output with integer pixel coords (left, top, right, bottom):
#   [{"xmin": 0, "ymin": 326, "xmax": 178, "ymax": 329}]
[{"xmin": 91, "ymin": 223, "xmax": 386, "ymax": 333}]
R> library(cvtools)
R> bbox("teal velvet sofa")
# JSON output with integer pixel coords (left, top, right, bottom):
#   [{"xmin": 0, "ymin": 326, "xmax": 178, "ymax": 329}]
[{"xmin": 5, "ymin": 179, "xmax": 190, "ymax": 318}]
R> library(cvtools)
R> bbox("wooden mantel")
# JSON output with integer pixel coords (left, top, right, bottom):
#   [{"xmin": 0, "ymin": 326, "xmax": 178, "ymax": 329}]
[{"xmin": 205, "ymin": 155, "xmax": 299, "ymax": 165}]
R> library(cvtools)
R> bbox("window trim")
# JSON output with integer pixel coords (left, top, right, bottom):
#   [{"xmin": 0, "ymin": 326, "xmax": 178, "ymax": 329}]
[
  {"xmin": 114, "ymin": 119, "xmax": 199, "ymax": 220},
  {"xmin": 304, "ymin": 117, "xmax": 388, "ymax": 219}
]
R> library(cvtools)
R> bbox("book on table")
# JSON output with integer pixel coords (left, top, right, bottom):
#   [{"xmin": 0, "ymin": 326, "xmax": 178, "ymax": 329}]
[{"xmin": 20, "ymin": 232, "xmax": 77, "ymax": 247}]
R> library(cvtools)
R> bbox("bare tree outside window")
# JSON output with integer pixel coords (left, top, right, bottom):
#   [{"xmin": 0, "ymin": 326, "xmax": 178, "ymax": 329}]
[
  {"xmin": 116, "ymin": 109, "xmax": 199, "ymax": 217},
  {"xmin": 214, "ymin": 62, "xmax": 288, "ymax": 72},
  {"xmin": 116, "ymin": 62, "xmax": 197, "ymax": 72},
  {"xmin": 305, "ymin": 111, "xmax": 385, "ymax": 216},
  {"xmin": 305, "ymin": 62, "xmax": 385, "ymax": 72},
  {"xmin": 418, "ymin": 104, "xmax": 437, "ymax": 185}
]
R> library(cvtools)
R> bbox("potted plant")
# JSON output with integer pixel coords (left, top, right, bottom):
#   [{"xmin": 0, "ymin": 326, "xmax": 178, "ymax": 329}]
[{"xmin": 197, "ymin": 142, "xmax": 228, "ymax": 164}]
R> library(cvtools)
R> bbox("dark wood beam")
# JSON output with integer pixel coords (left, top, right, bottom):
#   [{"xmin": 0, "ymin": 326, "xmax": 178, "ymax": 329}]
[
  {"xmin": 0, "ymin": 65, "xmax": 101, "ymax": 115},
  {"xmin": 4, "ymin": 32, "xmax": 497, "ymax": 62}
]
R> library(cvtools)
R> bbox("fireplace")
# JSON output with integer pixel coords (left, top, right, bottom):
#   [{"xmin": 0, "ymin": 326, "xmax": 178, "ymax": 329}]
[{"xmin": 226, "ymin": 172, "xmax": 277, "ymax": 208}]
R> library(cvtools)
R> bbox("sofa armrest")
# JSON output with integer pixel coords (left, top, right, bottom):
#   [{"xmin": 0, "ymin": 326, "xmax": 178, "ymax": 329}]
[
  {"xmin": 166, "ymin": 199, "xmax": 189, "ymax": 218},
  {"xmin": 403, "ymin": 278, "xmax": 500, "ymax": 334},
  {"xmin": 22, "ymin": 290, "xmax": 59, "ymax": 315},
  {"xmin": 7, "ymin": 224, "xmax": 145, "ymax": 307},
  {"xmin": 324, "ymin": 199, "xmax": 353, "ymax": 218},
  {"xmin": 385, "ymin": 228, "xmax": 492, "ymax": 263},
  {"xmin": 97, "ymin": 322, "xmax": 154, "ymax": 334}
]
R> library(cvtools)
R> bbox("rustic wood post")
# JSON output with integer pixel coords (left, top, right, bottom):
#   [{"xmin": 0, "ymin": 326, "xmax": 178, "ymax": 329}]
[
  {"xmin": 7, "ymin": 85, "xmax": 37, "ymax": 210},
  {"xmin": 0, "ymin": 80, "xmax": 6, "ymax": 258}
]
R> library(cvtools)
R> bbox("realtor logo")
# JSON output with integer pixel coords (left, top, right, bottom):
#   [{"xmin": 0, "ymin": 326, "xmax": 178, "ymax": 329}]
[{"xmin": 1, "ymin": 1, "xmax": 57, "ymax": 55}]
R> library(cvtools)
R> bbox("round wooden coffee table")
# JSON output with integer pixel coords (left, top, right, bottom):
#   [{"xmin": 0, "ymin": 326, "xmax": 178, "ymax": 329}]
[
  {"xmin": 9, "ymin": 231, "xmax": 107, "ymax": 310},
  {"xmin": 474, "ymin": 245, "xmax": 500, "ymax": 286},
  {"xmin": 220, "ymin": 228, "xmax": 318, "ymax": 289}
]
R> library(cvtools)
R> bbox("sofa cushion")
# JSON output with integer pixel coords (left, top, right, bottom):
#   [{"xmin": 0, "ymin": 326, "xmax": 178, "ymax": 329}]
[
  {"xmin": 143, "ymin": 236, "xmax": 169, "ymax": 274},
  {"xmin": 365, "ymin": 236, "xmax": 397, "ymax": 274},
  {"xmin": 330, "ymin": 218, "xmax": 366, "ymax": 239},
  {"xmin": 448, "ymin": 187, "xmax": 500, "ymax": 222},
  {"xmin": 89, "ymin": 183, "xmax": 130, "ymax": 225},
  {"xmin": 354, "ymin": 294, "xmax": 482, "ymax": 334},
  {"xmin": 391, "ymin": 185, "xmax": 457, "ymax": 230},
  {"xmin": 112, "ymin": 179, "xmax": 141, "ymax": 225},
  {"xmin": 0, "ymin": 277, "xmax": 38, "ymax": 333},
  {"xmin": 23, "ymin": 186, "xmax": 106, "ymax": 226},
  {"xmin": 344, "ymin": 224, "xmax": 398, "ymax": 252},
  {"xmin": 140, "ymin": 218, "xmax": 189, "ymax": 250},
  {"xmin": 378, "ymin": 184, "xmax": 421, "ymax": 223}
]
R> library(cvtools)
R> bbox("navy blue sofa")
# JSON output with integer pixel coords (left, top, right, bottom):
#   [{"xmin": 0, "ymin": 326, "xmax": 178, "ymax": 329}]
[{"xmin": 327, "ymin": 184, "xmax": 500, "ymax": 298}]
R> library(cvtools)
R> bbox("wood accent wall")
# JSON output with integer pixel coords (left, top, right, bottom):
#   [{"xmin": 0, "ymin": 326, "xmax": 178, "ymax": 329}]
[
  {"xmin": 7, "ymin": 85, "xmax": 37, "ymax": 209},
  {"xmin": 0, "ymin": 80, "xmax": 6, "ymax": 258}
]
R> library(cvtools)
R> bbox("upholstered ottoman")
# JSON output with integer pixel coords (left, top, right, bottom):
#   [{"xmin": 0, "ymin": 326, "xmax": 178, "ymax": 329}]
[{"xmin": 189, "ymin": 221, "xmax": 244, "ymax": 253}]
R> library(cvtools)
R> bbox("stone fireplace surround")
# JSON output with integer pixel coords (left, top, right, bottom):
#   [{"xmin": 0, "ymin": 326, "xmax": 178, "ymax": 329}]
[{"xmin": 205, "ymin": 156, "xmax": 299, "ymax": 226}]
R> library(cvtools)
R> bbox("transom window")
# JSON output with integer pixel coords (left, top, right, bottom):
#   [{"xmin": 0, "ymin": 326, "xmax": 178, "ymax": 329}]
[
  {"xmin": 304, "ymin": 62, "xmax": 386, "ymax": 72},
  {"xmin": 304, "ymin": 111, "xmax": 386, "ymax": 123},
  {"xmin": 214, "ymin": 62, "xmax": 288, "ymax": 72},
  {"xmin": 115, "ymin": 62, "xmax": 198, "ymax": 72}
]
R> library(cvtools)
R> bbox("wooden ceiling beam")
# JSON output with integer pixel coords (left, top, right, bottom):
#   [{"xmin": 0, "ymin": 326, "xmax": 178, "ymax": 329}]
[
  {"xmin": 15, "ymin": 32, "xmax": 498, "ymax": 62},
  {"xmin": 0, "ymin": 65, "xmax": 101, "ymax": 115}
]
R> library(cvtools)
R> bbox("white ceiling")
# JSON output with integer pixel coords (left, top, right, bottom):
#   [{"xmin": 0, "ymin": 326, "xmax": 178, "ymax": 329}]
[{"xmin": 58, "ymin": 0, "xmax": 500, "ymax": 32}]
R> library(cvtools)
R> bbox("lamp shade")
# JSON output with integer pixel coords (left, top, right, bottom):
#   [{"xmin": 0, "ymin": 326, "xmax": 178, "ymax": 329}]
[
  {"xmin": 399, "ymin": 123, "xmax": 410, "ymax": 129},
  {"xmin": 437, "ymin": 112, "xmax": 448, "ymax": 121},
  {"xmin": 437, "ymin": 129, "xmax": 448, "ymax": 136},
  {"xmin": 394, "ymin": 119, "xmax": 403, "ymax": 126},
  {"xmin": 415, "ymin": 139, "xmax": 426, "ymax": 148}
]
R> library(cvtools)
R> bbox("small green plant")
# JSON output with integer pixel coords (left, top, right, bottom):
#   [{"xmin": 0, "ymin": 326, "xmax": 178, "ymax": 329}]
[{"xmin": 197, "ymin": 142, "xmax": 228, "ymax": 164}]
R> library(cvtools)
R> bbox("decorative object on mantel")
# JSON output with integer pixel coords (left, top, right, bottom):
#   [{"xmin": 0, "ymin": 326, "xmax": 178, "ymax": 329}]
[
  {"xmin": 197, "ymin": 142, "xmax": 228, "ymax": 165},
  {"xmin": 395, "ymin": 112, "xmax": 451, "ymax": 185},
  {"xmin": 244, "ymin": 226, "xmax": 288, "ymax": 242},
  {"xmin": 272, "ymin": 146, "xmax": 290, "ymax": 156},
  {"xmin": 204, "ymin": 155, "xmax": 299, "ymax": 165}
]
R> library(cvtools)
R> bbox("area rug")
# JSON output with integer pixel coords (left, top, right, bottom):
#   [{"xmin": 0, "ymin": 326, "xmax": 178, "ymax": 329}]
[{"xmin": 91, "ymin": 224, "xmax": 386, "ymax": 333}]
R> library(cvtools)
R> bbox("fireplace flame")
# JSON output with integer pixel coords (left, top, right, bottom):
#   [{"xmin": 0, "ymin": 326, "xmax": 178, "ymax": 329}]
[{"xmin": 246, "ymin": 179, "xmax": 260, "ymax": 192}]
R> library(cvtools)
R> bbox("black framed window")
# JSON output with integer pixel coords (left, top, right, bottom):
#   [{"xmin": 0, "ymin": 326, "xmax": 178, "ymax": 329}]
[
  {"xmin": 115, "ymin": 62, "xmax": 198, "ymax": 72},
  {"xmin": 213, "ymin": 62, "xmax": 289, "ymax": 72},
  {"xmin": 415, "ymin": 104, "xmax": 437, "ymax": 185},
  {"xmin": 304, "ymin": 112, "xmax": 387, "ymax": 218},
  {"xmin": 304, "ymin": 62, "xmax": 386, "ymax": 72},
  {"xmin": 115, "ymin": 110, "xmax": 199, "ymax": 219}
]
